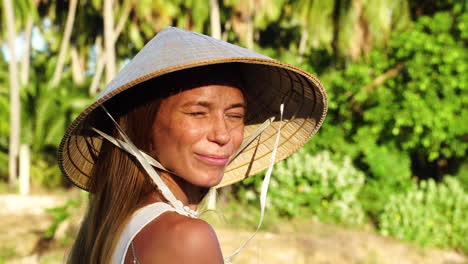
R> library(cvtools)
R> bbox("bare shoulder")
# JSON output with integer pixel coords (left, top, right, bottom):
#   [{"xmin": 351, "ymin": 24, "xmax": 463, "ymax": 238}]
[{"xmin": 130, "ymin": 211, "xmax": 224, "ymax": 264}]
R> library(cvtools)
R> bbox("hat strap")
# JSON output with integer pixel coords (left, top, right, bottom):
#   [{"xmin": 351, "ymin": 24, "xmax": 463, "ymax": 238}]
[
  {"xmin": 206, "ymin": 117, "xmax": 275, "ymax": 211},
  {"xmin": 229, "ymin": 117, "xmax": 275, "ymax": 165},
  {"xmin": 96, "ymin": 105, "xmax": 197, "ymax": 217},
  {"xmin": 91, "ymin": 127, "xmax": 168, "ymax": 172},
  {"xmin": 225, "ymin": 103, "xmax": 284, "ymax": 261}
]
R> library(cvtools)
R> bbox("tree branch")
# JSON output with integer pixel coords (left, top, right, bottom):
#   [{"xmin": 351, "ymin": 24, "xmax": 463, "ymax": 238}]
[
  {"xmin": 362, "ymin": 63, "xmax": 404, "ymax": 93},
  {"xmin": 50, "ymin": 0, "xmax": 78, "ymax": 86},
  {"xmin": 112, "ymin": 0, "xmax": 132, "ymax": 44},
  {"xmin": 350, "ymin": 63, "xmax": 404, "ymax": 112}
]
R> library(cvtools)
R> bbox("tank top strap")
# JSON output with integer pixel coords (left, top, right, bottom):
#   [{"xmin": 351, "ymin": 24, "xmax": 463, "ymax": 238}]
[
  {"xmin": 111, "ymin": 202, "xmax": 233, "ymax": 264},
  {"xmin": 111, "ymin": 202, "xmax": 176, "ymax": 264}
]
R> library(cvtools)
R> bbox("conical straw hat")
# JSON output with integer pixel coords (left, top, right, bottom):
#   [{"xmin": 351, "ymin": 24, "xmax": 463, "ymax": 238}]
[{"xmin": 58, "ymin": 27, "xmax": 327, "ymax": 191}]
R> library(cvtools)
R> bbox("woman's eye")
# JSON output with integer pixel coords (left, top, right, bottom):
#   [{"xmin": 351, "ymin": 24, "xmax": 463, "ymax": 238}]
[
  {"xmin": 188, "ymin": 112, "xmax": 206, "ymax": 116},
  {"xmin": 227, "ymin": 113, "xmax": 245, "ymax": 119}
]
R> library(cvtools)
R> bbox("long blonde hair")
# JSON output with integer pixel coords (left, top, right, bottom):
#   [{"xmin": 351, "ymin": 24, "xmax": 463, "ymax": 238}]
[{"xmin": 68, "ymin": 89, "xmax": 161, "ymax": 264}]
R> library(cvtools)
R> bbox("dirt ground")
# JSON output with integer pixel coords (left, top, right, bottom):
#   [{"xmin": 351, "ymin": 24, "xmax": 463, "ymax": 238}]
[{"xmin": 1, "ymin": 193, "xmax": 467, "ymax": 264}]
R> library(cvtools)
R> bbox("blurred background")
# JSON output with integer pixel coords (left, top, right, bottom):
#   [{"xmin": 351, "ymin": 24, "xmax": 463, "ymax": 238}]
[{"xmin": 0, "ymin": 0, "xmax": 467, "ymax": 263}]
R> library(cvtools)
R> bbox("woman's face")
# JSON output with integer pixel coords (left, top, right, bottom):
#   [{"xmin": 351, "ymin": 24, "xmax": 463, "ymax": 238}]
[{"xmin": 151, "ymin": 84, "xmax": 245, "ymax": 187}]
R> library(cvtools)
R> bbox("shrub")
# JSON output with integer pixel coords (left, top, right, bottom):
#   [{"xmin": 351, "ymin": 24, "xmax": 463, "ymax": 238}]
[
  {"xmin": 358, "ymin": 144, "xmax": 414, "ymax": 219},
  {"xmin": 241, "ymin": 150, "xmax": 366, "ymax": 226},
  {"xmin": 378, "ymin": 177, "xmax": 468, "ymax": 252},
  {"xmin": 453, "ymin": 162, "xmax": 468, "ymax": 191},
  {"xmin": 305, "ymin": 8, "xmax": 468, "ymax": 222},
  {"xmin": 311, "ymin": 7, "xmax": 468, "ymax": 183}
]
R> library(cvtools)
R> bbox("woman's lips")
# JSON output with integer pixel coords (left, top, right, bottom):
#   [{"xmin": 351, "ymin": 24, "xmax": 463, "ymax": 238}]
[{"xmin": 194, "ymin": 153, "xmax": 230, "ymax": 166}]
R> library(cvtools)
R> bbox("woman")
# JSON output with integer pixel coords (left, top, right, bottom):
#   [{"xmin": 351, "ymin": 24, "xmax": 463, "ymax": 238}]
[{"xmin": 58, "ymin": 27, "xmax": 327, "ymax": 263}]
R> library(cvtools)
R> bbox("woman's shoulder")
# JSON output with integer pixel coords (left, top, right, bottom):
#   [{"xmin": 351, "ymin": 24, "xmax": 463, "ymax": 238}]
[
  {"xmin": 144, "ymin": 210, "xmax": 217, "ymax": 242},
  {"xmin": 132, "ymin": 211, "xmax": 224, "ymax": 263}
]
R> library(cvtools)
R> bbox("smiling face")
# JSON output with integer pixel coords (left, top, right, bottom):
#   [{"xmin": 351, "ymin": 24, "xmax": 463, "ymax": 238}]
[{"xmin": 151, "ymin": 84, "xmax": 245, "ymax": 187}]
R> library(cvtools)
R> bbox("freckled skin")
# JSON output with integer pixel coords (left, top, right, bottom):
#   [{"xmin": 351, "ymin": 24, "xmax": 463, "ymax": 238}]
[
  {"xmin": 151, "ymin": 84, "xmax": 245, "ymax": 187},
  {"xmin": 127, "ymin": 84, "xmax": 245, "ymax": 264}
]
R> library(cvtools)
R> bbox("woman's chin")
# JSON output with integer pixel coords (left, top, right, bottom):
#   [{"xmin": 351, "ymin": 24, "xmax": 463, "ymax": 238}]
[{"xmin": 190, "ymin": 172, "xmax": 224, "ymax": 188}]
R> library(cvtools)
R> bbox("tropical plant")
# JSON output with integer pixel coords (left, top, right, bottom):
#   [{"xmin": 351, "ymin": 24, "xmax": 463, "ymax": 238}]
[
  {"xmin": 305, "ymin": 3, "xmax": 468, "ymax": 218},
  {"xmin": 239, "ymin": 150, "xmax": 366, "ymax": 226},
  {"xmin": 379, "ymin": 177, "xmax": 468, "ymax": 251},
  {"xmin": 22, "ymin": 50, "xmax": 92, "ymax": 187},
  {"xmin": 287, "ymin": 0, "xmax": 412, "ymax": 60}
]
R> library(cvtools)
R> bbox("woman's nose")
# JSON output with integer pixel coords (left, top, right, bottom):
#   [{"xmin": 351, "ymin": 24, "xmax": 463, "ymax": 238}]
[{"xmin": 207, "ymin": 116, "xmax": 231, "ymax": 145}]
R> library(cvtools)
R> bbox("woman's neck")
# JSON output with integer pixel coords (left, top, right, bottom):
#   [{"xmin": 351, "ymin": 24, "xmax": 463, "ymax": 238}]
[{"xmin": 156, "ymin": 171, "xmax": 206, "ymax": 211}]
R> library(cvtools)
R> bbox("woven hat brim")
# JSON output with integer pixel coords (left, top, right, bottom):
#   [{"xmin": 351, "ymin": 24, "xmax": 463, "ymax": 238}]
[{"xmin": 58, "ymin": 58, "xmax": 327, "ymax": 191}]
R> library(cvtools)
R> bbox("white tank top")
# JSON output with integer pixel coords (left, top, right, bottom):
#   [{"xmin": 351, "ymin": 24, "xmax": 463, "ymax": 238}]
[
  {"xmin": 111, "ymin": 202, "xmax": 176, "ymax": 264},
  {"xmin": 110, "ymin": 202, "xmax": 232, "ymax": 264}
]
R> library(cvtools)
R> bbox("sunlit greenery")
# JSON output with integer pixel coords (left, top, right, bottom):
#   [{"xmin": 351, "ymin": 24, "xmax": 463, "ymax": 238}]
[
  {"xmin": 0, "ymin": 0, "xmax": 467, "ymax": 253},
  {"xmin": 379, "ymin": 177, "xmax": 468, "ymax": 251}
]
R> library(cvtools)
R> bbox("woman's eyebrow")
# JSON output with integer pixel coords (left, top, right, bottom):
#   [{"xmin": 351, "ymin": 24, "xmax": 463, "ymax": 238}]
[
  {"xmin": 181, "ymin": 101, "xmax": 211, "ymax": 108},
  {"xmin": 228, "ymin": 103, "xmax": 246, "ymax": 110},
  {"xmin": 181, "ymin": 101, "xmax": 246, "ymax": 109}
]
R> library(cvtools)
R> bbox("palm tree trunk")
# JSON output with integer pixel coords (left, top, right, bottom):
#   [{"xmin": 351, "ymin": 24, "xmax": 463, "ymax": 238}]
[
  {"xmin": 349, "ymin": 0, "xmax": 367, "ymax": 60},
  {"xmin": 210, "ymin": 0, "xmax": 221, "ymax": 39},
  {"xmin": 298, "ymin": 27, "xmax": 309, "ymax": 57},
  {"xmin": 104, "ymin": 0, "xmax": 117, "ymax": 84},
  {"xmin": 3, "ymin": 0, "xmax": 20, "ymax": 187},
  {"xmin": 246, "ymin": 12, "xmax": 254, "ymax": 50},
  {"xmin": 50, "ymin": 0, "xmax": 78, "ymax": 86},
  {"xmin": 222, "ymin": 21, "xmax": 232, "ymax": 41},
  {"xmin": 19, "ymin": 144, "xmax": 30, "ymax": 195},
  {"xmin": 71, "ymin": 45, "xmax": 85, "ymax": 84},
  {"xmin": 19, "ymin": 17, "xmax": 34, "ymax": 195},
  {"xmin": 331, "ymin": 0, "xmax": 342, "ymax": 63}
]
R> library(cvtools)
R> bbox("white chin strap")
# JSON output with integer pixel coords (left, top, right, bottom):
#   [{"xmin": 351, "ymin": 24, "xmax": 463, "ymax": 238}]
[
  {"xmin": 224, "ymin": 103, "xmax": 283, "ymax": 262},
  {"xmin": 94, "ymin": 103, "xmax": 284, "ymax": 262}
]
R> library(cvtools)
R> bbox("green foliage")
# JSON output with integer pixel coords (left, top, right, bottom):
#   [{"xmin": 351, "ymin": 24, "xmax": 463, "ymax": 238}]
[
  {"xmin": 379, "ymin": 177, "xmax": 468, "ymax": 251},
  {"xmin": 0, "ymin": 0, "xmax": 466, "ymax": 255},
  {"xmin": 239, "ymin": 5, "xmax": 468, "ymax": 252},
  {"xmin": 304, "ymin": 8, "xmax": 468, "ymax": 222},
  {"xmin": 363, "ymin": 145, "xmax": 412, "ymax": 183},
  {"xmin": 317, "ymin": 7, "xmax": 468, "ymax": 162},
  {"xmin": 0, "ymin": 49, "xmax": 93, "ymax": 187},
  {"xmin": 0, "ymin": 246, "xmax": 18, "ymax": 264},
  {"xmin": 388, "ymin": 12, "xmax": 468, "ymax": 161},
  {"xmin": 240, "ymin": 150, "xmax": 366, "ymax": 226},
  {"xmin": 44, "ymin": 198, "xmax": 81, "ymax": 239},
  {"xmin": 0, "ymin": 95, "xmax": 9, "ymax": 145},
  {"xmin": 30, "ymin": 157, "xmax": 63, "ymax": 188},
  {"xmin": 0, "ymin": 58, "xmax": 9, "ymax": 180},
  {"xmin": 358, "ymin": 144, "xmax": 414, "ymax": 218},
  {"xmin": 0, "ymin": 150, "xmax": 7, "ymax": 180},
  {"xmin": 454, "ymin": 162, "xmax": 468, "ymax": 191}
]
